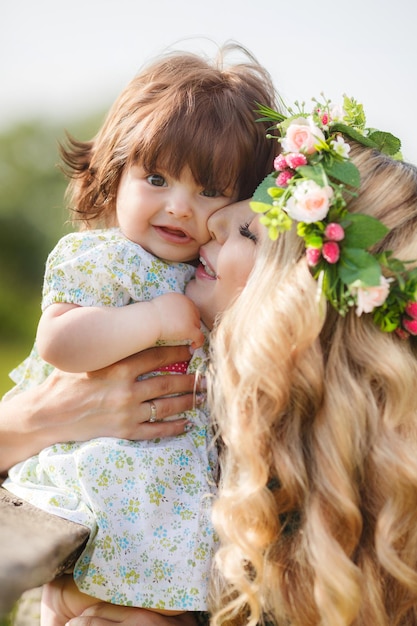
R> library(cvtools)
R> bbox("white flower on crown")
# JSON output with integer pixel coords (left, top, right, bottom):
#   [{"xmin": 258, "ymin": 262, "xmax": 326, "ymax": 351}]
[
  {"xmin": 330, "ymin": 136, "xmax": 351, "ymax": 159},
  {"xmin": 281, "ymin": 117, "xmax": 325, "ymax": 154},
  {"xmin": 330, "ymin": 104, "xmax": 346, "ymax": 122},
  {"xmin": 285, "ymin": 179, "xmax": 333, "ymax": 223},
  {"xmin": 351, "ymin": 276, "xmax": 391, "ymax": 316}
]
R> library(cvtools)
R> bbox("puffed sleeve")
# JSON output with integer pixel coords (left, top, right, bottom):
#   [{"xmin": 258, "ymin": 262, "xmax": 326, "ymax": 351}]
[{"xmin": 41, "ymin": 229, "xmax": 195, "ymax": 310}]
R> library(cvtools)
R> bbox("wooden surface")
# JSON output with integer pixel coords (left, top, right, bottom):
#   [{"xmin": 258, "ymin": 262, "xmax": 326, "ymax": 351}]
[{"xmin": 0, "ymin": 486, "xmax": 89, "ymax": 617}]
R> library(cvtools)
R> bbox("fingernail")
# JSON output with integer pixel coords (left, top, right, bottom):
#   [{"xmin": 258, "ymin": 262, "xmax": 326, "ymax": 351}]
[{"xmin": 189, "ymin": 346, "xmax": 195, "ymax": 356}]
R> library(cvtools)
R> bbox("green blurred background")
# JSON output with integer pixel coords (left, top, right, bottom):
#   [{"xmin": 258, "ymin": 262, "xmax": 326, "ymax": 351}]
[{"xmin": 0, "ymin": 112, "xmax": 103, "ymax": 397}]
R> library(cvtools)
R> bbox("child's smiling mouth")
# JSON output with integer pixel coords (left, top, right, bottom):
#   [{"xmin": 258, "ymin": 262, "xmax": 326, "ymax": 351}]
[{"xmin": 154, "ymin": 225, "xmax": 193, "ymax": 244}]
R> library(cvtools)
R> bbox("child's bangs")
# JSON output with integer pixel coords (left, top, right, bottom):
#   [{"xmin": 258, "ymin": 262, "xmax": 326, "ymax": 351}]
[{"xmin": 135, "ymin": 110, "xmax": 247, "ymax": 196}]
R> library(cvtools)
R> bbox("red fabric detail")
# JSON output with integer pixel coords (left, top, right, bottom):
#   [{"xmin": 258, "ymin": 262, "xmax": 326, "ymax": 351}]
[{"xmin": 155, "ymin": 360, "xmax": 189, "ymax": 374}]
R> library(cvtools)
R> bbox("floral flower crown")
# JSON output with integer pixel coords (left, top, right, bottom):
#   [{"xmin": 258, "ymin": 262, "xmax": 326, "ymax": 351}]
[{"xmin": 250, "ymin": 95, "xmax": 417, "ymax": 338}]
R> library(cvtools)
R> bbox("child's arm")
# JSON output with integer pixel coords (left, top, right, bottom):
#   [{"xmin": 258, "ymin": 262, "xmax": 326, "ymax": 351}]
[{"xmin": 36, "ymin": 293, "xmax": 204, "ymax": 373}]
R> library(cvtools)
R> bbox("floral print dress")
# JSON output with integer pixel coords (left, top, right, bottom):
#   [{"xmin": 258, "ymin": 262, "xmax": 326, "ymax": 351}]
[{"xmin": 4, "ymin": 228, "xmax": 218, "ymax": 611}]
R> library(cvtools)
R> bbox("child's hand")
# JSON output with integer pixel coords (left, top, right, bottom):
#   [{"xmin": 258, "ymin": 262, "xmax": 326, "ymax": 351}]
[{"xmin": 151, "ymin": 293, "xmax": 204, "ymax": 349}]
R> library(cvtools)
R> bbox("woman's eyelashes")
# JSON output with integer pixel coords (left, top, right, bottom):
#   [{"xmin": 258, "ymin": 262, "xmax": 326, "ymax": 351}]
[{"xmin": 239, "ymin": 222, "xmax": 258, "ymax": 242}]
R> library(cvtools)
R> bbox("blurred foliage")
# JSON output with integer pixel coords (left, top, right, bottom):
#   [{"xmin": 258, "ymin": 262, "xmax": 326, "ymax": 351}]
[{"xmin": 0, "ymin": 112, "xmax": 104, "ymax": 396}]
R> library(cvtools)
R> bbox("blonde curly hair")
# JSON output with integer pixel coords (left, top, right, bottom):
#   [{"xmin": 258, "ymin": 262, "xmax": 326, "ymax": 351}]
[{"xmin": 209, "ymin": 144, "xmax": 417, "ymax": 626}]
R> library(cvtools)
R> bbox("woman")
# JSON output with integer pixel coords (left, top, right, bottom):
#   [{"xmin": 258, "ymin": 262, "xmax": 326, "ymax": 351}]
[{"xmin": 210, "ymin": 102, "xmax": 417, "ymax": 625}]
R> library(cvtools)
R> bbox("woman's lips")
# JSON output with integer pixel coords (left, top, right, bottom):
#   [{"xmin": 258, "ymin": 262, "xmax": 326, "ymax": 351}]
[
  {"xmin": 153, "ymin": 225, "xmax": 192, "ymax": 244},
  {"xmin": 195, "ymin": 254, "xmax": 217, "ymax": 280}
]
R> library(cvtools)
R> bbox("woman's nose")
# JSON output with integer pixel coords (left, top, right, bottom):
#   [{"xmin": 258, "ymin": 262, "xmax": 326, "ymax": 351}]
[{"xmin": 207, "ymin": 208, "xmax": 228, "ymax": 242}]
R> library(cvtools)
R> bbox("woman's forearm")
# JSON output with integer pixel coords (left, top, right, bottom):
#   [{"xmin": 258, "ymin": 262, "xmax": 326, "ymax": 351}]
[
  {"xmin": 0, "ymin": 383, "xmax": 57, "ymax": 473},
  {"xmin": 0, "ymin": 370, "xmax": 105, "ymax": 472},
  {"xmin": 0, "ymin": 346, "xmax": 197, "ymax": 474}
]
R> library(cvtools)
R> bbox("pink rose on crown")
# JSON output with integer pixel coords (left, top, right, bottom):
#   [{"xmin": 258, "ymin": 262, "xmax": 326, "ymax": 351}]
[
  {"xmin": 285, "ymin": 179, "xmax": 333, "ymax": 223},
  {"xmin": 403, "ymin": 318, "xmax": 417, "ymax": 335},
  {"xmin": 276, "ymin": 170, "xmax": 294, "ymax": 187},
  {"xmin": 352, "ymin": 276, "xmax": 391, "ymax": 317},
  {"xmin": 324, "ymin": 222, "xmax": 345, "ymax": 242},
  {"xmin": 274, "ymin": 154, "xmax": 288, "ymax": 171},
  {"xmin": 281, "ymin": 117, "xmax": 325, "ymax": 154},
  {"xmin": 322, "ymin": 241, "xmax": 340, "ymax": 264},
  {"xmin": 285, "ymin": 152, "xmax": 308, "ymax": 169},
  {"xmin": 306, "ymin": 247, "xmax": 321, "ymax": 266},
  {"xmin": 405, "ymin": 302, "xmax": 417, "ymax": 319}
]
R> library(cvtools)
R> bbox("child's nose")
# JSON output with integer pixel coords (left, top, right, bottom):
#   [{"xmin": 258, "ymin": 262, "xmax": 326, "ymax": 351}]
[{"xmin": 166, "ymin": 193, "xmax": 193, "ymax": 219}]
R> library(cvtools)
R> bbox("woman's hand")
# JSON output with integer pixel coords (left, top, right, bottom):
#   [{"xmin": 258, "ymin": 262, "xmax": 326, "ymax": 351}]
[
  {"xmin": 67, "ymin": 604, "xmax": 198, "ymax": 626},
  {"xmin": 0, "ymin": 345, "xmax": 200, "ymax": 473}
]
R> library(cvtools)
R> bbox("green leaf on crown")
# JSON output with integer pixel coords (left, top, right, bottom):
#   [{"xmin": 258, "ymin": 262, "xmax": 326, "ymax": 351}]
[
  {"xmin": 338, "ymin": 247, "xmax": 382, "ymax": 286},
  {"xmin": 252, "ymin": 173, "xmax": 277, "ymax": 204},
  {"xmin": 250, "ymin": 200, "xmax": 274, "ymax": 214},
  {"xmin": 254, "ymin": 102, "xmax": 286, "ymax": 123},
  {"xmin": 268, "ymin": 186, "xmax": 286, "ymax": 199},
  {"xmin": 296, "ymin": 164, "xmax": 328, "ymax": 186},
  {"xmin": 341, "ymin": 214, "xmax": 389, "ymax": 248},
  {"xmin": 372, "ymin": 309, "xmax": 400, "ymax": 332},
  {"xmin": 331, "ymin": 123, "xmax": 401, "ymax": 157},
  {"xmin": 303, "ymin": 234, "xmax": 323, "ymax": 248},
  {"xmin": 342, "ymin": 96, "xmax": 366, "ymax": 127},
  {"xmin": 331, "ymin": 123, "xmax": 376, "ymax": 147},
  {"xmin": 367, "ymin": 130, "xmax": 401, "ymax": 156},
  {"xmin": 325, "ymin": 160, "xmax": 360, "ymax": 187}
]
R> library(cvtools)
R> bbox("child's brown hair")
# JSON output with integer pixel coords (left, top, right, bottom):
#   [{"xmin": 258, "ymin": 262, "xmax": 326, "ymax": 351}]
[{"xmin": 60, "ymin": 43, "xmax": 279, "ymax": 227}]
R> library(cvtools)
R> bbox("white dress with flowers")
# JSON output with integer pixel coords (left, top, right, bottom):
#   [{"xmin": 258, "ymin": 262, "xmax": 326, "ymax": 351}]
[{"xmin": 3, "ymin": 228, "xmax": 218, "ymax": 611}]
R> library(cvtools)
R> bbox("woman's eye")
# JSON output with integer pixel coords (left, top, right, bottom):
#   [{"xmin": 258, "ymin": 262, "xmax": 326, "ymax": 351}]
[
  {"xmin": 201, "ymin": 189, "xmax": 221, "ymax": 198},
  {"xmin": 147, "ymin": 174, "xmax": 167, "ymax": 187},
  {"xmin": 239, "ymin": 222, "xmax": 258, "ymax": 243}
]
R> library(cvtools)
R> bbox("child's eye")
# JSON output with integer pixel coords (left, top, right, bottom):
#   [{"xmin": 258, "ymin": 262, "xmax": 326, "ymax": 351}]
[
  {"xmin": 147, "ymin": 174, "xmax": 167, "ymax": 187},
  {"xmin": 201, "ymin": 189, "xmax": 221, "ymax": 198},
  {"xmin": 239, "ymin": 222, "xmax": 258, "ymax": 243}
]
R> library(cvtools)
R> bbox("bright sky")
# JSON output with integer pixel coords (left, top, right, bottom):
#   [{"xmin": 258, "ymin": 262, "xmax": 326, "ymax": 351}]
[{"xmin": 2, "ymin": 0, "xmax": 417, "ymax": 163}]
